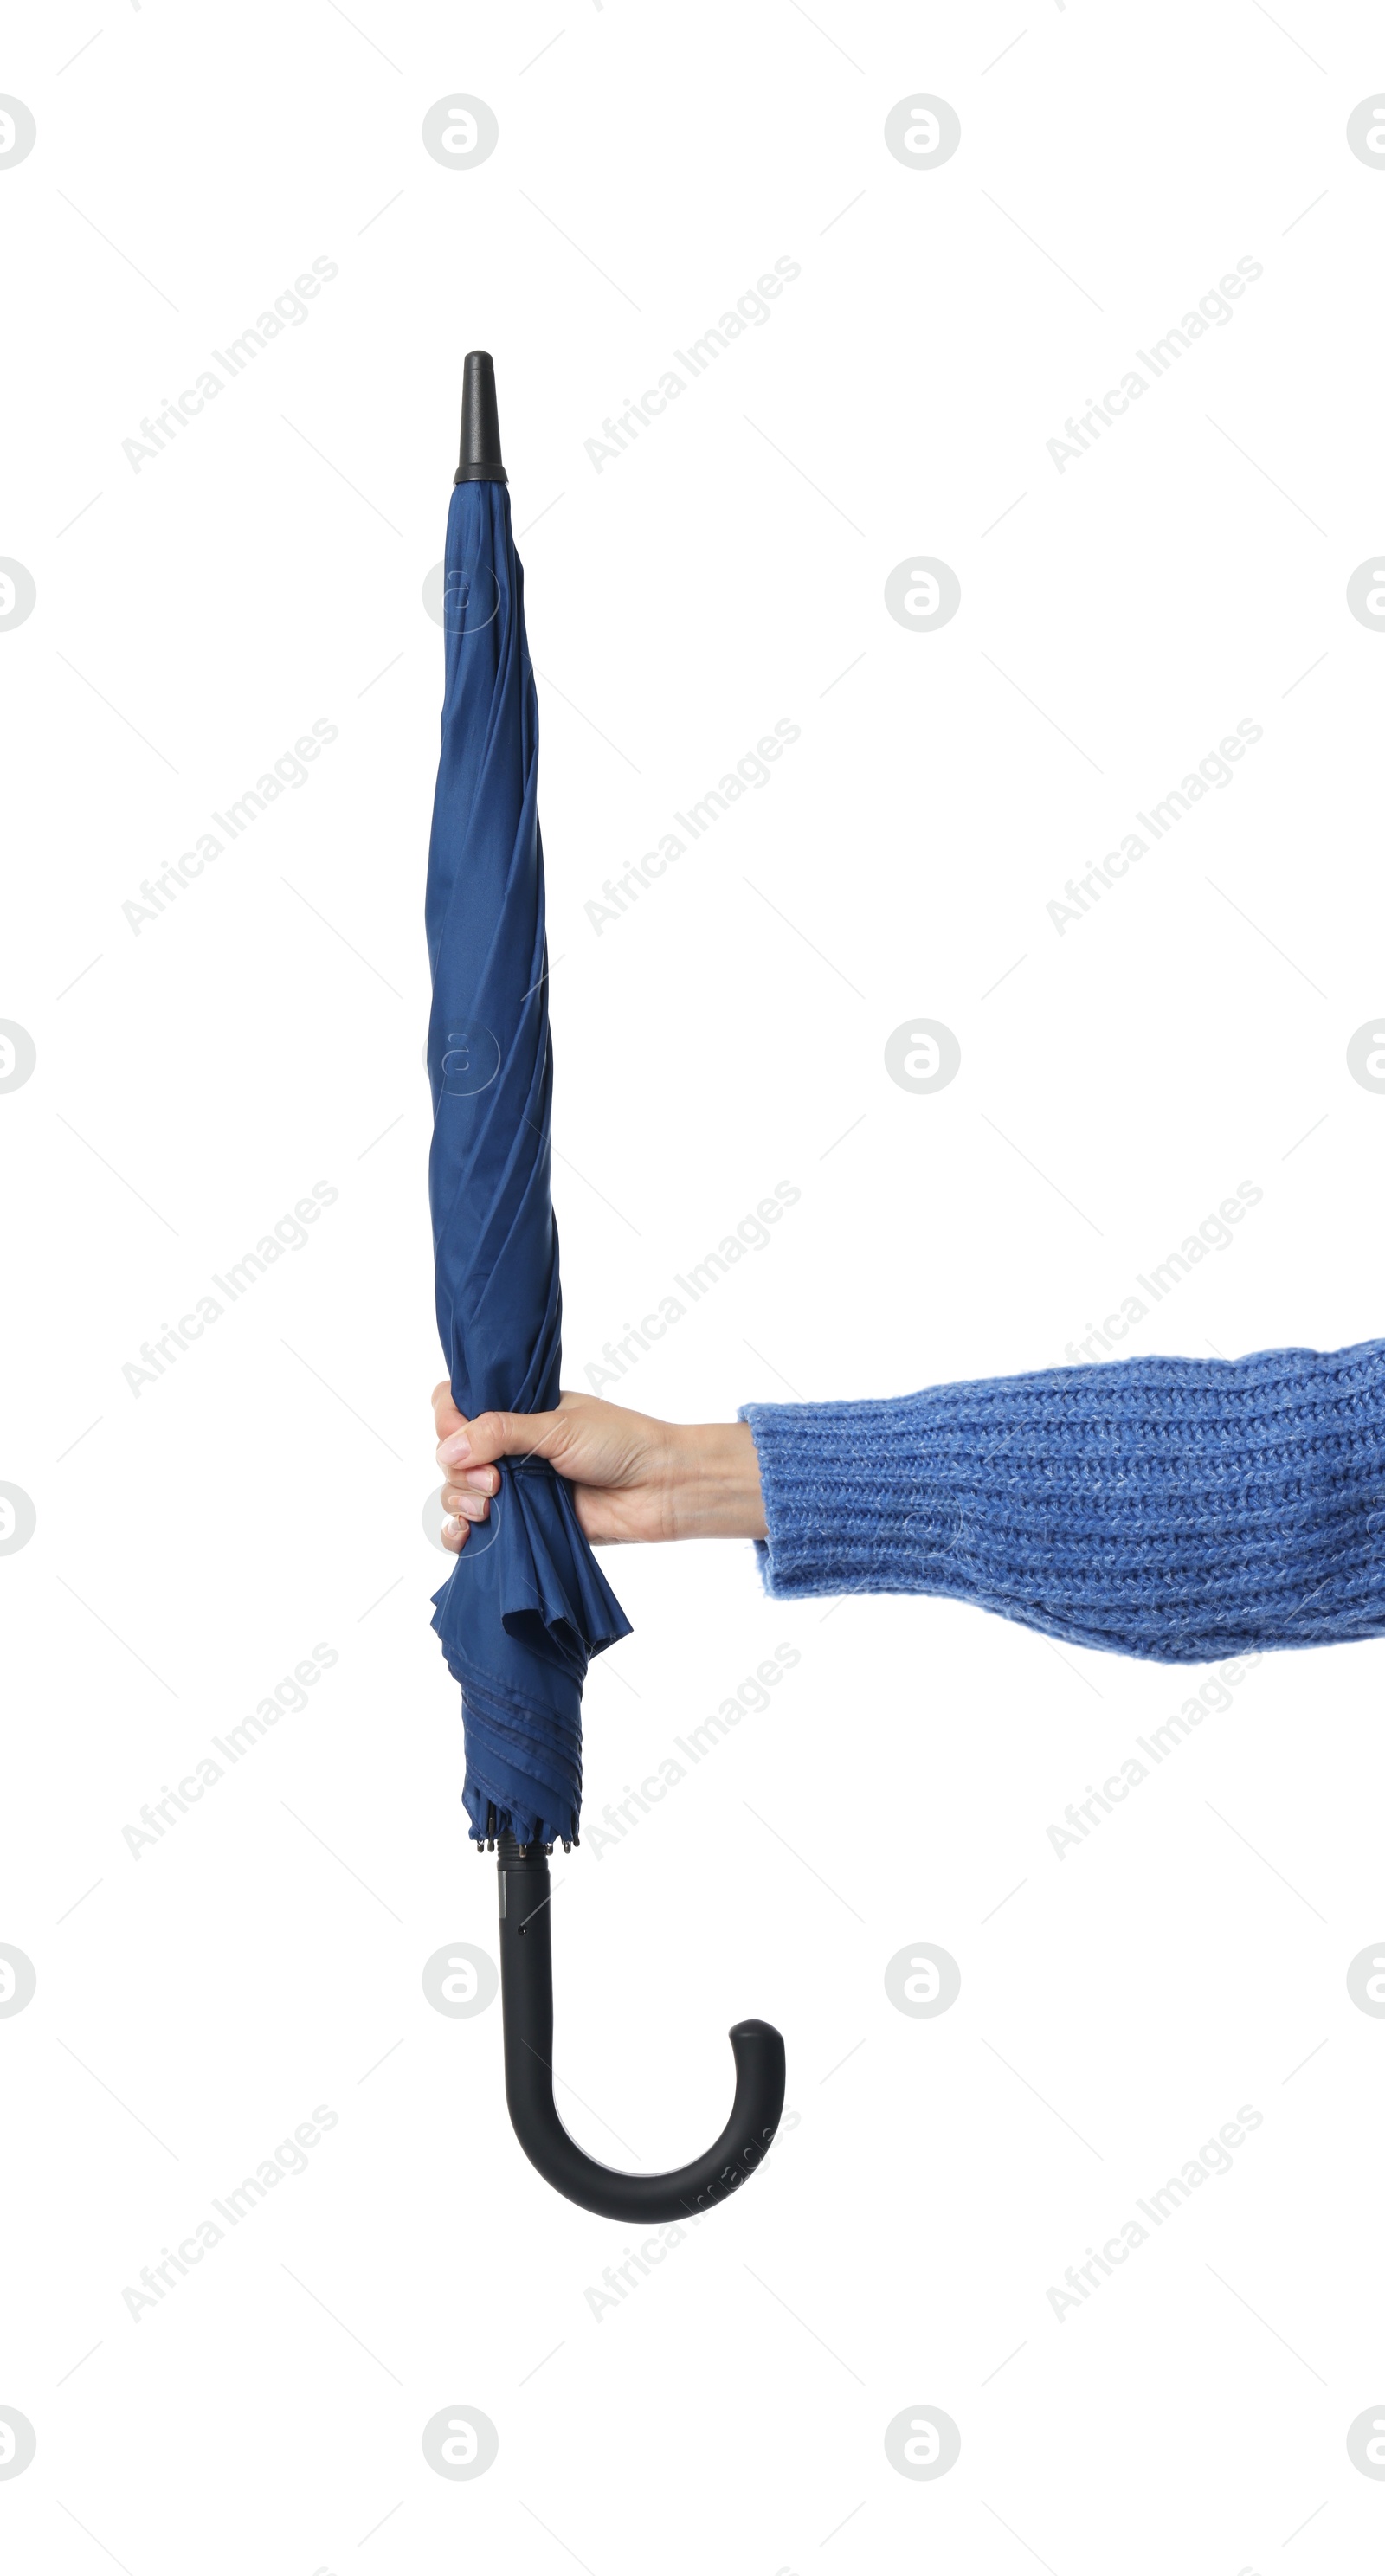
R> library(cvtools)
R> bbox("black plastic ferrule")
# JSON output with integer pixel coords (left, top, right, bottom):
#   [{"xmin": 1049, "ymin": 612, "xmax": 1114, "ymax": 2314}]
[{"xmin": 454, "ymin": 350, "xmax": 507, "ymax": 484}]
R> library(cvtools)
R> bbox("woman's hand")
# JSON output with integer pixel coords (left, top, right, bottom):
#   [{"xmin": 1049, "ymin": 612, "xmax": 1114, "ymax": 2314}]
[{"xmin": 432, "ymin": 1384, "xmax": 766, "ymax": 1553}]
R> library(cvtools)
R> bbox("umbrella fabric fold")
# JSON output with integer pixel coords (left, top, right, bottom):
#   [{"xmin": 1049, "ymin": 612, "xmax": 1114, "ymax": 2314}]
[{"xmin": 426, "ymin": 474, "xmax": 631, "ymax": 1847}]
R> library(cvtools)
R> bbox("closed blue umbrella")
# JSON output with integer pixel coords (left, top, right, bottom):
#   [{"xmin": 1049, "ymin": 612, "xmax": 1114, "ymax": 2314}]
[{"xmin": 426, "ymin": 355, "xmax": 784, "ymax": 2219}]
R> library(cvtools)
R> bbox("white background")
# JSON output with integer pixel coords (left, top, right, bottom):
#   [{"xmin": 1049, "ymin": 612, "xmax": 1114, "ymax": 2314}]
[{"xmin": 3, "ymin": 2, "xmax": 1385, "ymax": 2568}]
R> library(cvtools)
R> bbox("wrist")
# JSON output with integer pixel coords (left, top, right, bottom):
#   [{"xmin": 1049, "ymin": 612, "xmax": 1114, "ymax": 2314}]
[{"xmin": 667, "ymin": 1420, "xmax": 767, "ymax": 1542}]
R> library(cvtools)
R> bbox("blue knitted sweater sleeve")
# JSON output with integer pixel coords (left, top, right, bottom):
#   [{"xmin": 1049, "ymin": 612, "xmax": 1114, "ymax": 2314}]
[{"xmin": 739, "ymin": 1340, "xmax": 1385, "ymax": 1664}]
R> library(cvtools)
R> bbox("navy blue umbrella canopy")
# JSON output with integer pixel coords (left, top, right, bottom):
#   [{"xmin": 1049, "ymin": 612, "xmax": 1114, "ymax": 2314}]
[
  {"xmin": 426, "ymin": 357, "xmax": 631, "ymax": 1852},
  {"xmin": 425, "ymin": 355, "xmax": 784, "ymax": 2224}
]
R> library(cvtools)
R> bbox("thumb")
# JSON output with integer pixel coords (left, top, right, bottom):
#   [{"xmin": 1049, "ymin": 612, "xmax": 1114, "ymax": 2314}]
[{"xmin": 439, "ymin": 1407, "xmax": 565, "ymax": 1470}]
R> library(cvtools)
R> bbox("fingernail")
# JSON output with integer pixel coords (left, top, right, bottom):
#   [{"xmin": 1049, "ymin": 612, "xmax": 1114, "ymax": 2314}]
[{"xmin": 440, "ymin": 1435, "xmax": 470, "ymax": 1464}]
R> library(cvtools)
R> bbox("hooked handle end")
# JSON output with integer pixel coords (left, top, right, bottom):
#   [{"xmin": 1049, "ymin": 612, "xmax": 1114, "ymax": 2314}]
[{"xmin": 493, "ymin": 1838, "xmax": 785, "ymax": 2221}]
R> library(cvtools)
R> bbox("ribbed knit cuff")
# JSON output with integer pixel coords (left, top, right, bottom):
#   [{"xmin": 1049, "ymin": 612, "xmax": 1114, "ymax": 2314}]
[{"xmin": 740, "ymin": 1394, "xmax": 940, "ymax": 1603}]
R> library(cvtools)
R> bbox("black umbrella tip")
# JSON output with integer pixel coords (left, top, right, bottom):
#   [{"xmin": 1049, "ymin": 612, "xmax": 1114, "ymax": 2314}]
[{"xmin": 454, "ymin": 350, "xmax": 508, "ymax": 485}]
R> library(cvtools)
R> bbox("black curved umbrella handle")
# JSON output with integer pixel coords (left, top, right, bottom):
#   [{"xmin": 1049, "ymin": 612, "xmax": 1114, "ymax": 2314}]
[{"xmin": 494, "ymin": 1834, "xmax": 785, "ymax": 2222}]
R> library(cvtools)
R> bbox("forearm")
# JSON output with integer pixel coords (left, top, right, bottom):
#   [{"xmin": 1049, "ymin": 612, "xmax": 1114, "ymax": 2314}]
[{"xmin": 739, "ymin": 1341, "xmax": 1385, "ymax": 1664}]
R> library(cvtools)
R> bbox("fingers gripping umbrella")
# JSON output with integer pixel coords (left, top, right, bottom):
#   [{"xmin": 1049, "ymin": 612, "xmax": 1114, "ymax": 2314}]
[{"xmin": 426, "ymin": 353, "xmax": 785, "ymax": 2222}]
